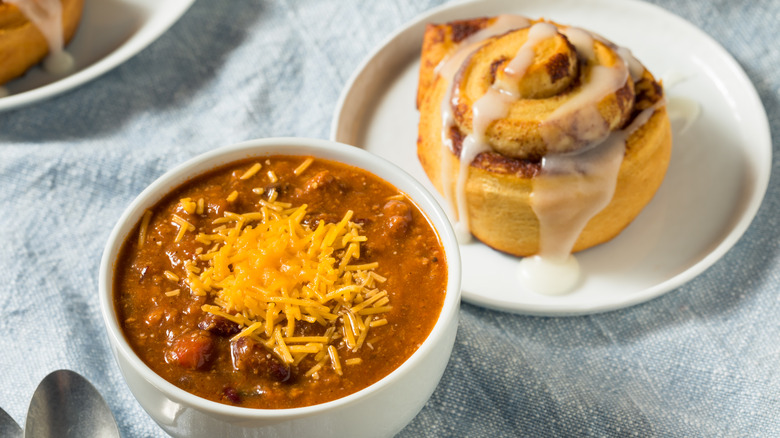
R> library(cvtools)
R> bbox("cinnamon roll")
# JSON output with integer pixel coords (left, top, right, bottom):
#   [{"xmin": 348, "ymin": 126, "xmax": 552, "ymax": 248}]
[
  {"xmin": 417, "ymin": 16, "xmax": 671, "ymax": 259},
  {"xmin": 0, "ymin": 0, "xmax": 84, "ymax": 86}
]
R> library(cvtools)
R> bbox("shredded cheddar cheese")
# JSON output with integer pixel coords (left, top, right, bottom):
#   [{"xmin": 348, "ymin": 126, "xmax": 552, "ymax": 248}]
[
  {"xmin": 172, "ymin": 214, "xmax": 195, "ymax": 242},
  {"xmin": 239, "ymin": 162, "xmax": 262, "ymax": 180},
  {"xmin": 293, "ymin": 157, "xmax": 314, "ymax": 176},
  {"xmin": 179, "ymin": 198, "xmax": 197, "ymax": 214},
  {"xmin": 138, "ymin": 210, "xmax": 152, "ymax": 247},
  {"xmin": 327, "ymin": 345, "xmax": 342, "ymax": 376},
  {"xmin": 185, "ymin": 193, "xmax": 391, "ymax": 375},
  {"xmin": 163, "ymin": 270, "xmax": 179, "ymax": 282}
]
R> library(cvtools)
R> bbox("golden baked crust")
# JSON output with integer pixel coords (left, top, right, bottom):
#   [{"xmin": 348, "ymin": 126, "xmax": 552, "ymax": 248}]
[
  {"xmin": 417, "ymin": 17, "xmax": 672, "ymax": 256},
  {"xmin": 0, "ymin": 0, "xmax": 84, "ymax": 85}
]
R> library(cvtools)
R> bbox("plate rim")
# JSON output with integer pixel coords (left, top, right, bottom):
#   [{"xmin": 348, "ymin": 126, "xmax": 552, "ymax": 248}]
[
  {"xmin": 331, "ymin": 0, "xmax": 772, "ymax": 315},
  {"xmin": 0, "ymin": 0, "xmax": 196, "ymax": 112}
]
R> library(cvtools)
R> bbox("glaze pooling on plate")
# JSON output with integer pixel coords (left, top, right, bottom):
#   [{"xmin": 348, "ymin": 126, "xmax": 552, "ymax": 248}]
[{"xmin": 331, "ymin": 0, "xmax": 771, "ymax": 315}]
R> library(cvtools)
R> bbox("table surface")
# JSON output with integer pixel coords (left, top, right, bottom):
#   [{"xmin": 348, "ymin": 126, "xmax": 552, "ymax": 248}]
[{"xmin": 2, "ymin": 0, "xmax": 779, "ymax": 436}]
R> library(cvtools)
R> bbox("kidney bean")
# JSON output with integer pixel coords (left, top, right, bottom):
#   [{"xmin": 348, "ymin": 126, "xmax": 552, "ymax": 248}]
[
  {"xmin": 198, "ymin": 314, "xmax": 241, "ymax": 337},
  {"xmin": 222, "ymin": 387, "xmax": 241, "ymax": 404}
]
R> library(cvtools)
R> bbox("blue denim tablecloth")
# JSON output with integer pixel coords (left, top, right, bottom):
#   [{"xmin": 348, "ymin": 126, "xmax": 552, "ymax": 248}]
[{"xmin": 2, "ymin": 0, "xmax": 779, "ymax": 436}]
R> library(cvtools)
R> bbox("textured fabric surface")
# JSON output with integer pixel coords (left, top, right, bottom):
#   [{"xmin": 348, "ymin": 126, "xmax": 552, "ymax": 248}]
[{"xmin": 1, "ymin": 0, "xmax": 779, "ymax": 436}]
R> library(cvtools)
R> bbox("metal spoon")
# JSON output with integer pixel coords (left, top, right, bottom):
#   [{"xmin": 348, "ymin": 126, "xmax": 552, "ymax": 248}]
[
  {"xmin": 25, "ymin": 370, "xmax": 120, "ymax": 438},
  {"xmin": 0, "ymin": 406, "xmax": 22, "ymax": 438}
]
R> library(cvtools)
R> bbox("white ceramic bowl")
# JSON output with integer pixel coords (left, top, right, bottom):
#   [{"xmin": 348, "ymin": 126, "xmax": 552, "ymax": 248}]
[{"xmin": 98, "ymin": 137, "xmax": 462, "ymax": 438}]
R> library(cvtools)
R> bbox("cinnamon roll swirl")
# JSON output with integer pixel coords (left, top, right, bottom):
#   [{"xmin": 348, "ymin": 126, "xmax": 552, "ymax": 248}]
[{"xmin": 417, "ymin": 16, "xmax": 671, "ymax": 258}]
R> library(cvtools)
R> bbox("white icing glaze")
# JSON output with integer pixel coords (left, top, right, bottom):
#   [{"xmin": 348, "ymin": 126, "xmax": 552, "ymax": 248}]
[
  {"xmin": 453, "ymin": 222, "xmax": 473, "ymax": 244},
  {"xmin": 521, "ymin": 102, "xmax": 662, "ymax": 295},
  {"xmin": 567, "ymin": 27, "xmax": 643, "ymax": 80},
  {"xmin": 436, "ymin": 15, "xmax": 532, "ymax": 241},
  {"xmin": 496, "ymin": 22, "xmax": 558, "ymax": 97},
  {"xmin": 517, "ymin": 254, "xmax": 580, "ymax": 296},
  {"xmin": 453, "ymin": 133, "xmax": 489, "ymax": 241},
  {"xmin": 454, "ymin": 87, "xmax": 514, "ymax": 238},
  {"xmin": 7, "ymin": 0, "xmax": 75, "ymax": 76},
  {"xmin": 532, "ymin": 130, "xmax": 626, "ymax": 261},
  {"xmin": 43, "ymin": 50, "xmax": 74, "ymax": 75},
  {"xmin": 437, "ymin": 14, "xmax": 532, "ymax": 139},
  {"xmin": 540, "ymin": 61, "xmax": 629, "ymax": 153},
  {"xmin": 560, "ymin": 27, "xmax": 595, "ymax": 62},
  {"xmin": 451, "ymin": 21, "xmax": 556, "ymax": 235},
  {"xmin": 616, "ymin": 47, "xmax": 644, "ymax": 81}
]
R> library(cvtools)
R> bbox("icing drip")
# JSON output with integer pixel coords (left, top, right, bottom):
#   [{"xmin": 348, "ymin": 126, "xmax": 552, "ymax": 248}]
[
  {"xmin": 436, "ymin": 15, "xmax": 532, "ymax": 241},
  {"xmin": 535, "ymin": 100, "xmax": 661, "ymax": 260},
  {"xmin": 519, "ymin": 100, "xmax": 664, "ymax": 294},
  {"xmin": 495, "ymin": 22, "xmax": 558, "ymax": 97},
  {"xmin": 6, "ymin": 0, "xmax": 75, "ymax": 75},
  {"xmin": 566, "ymin": 27, "xmax": 643, "ymax": 81},
  {"xmin": 437, "ymin": 15, "xmax": 532, "ymax": 143},
  {"xmin": 534, "ymin": 125, "xmax": 626, "ymax": 261},
  {"xmin": 454, "ymin": 22, "xmax": 559, "ymax": 240},
  {"xmin": 616, "ymin": 46, "xmax": 645, "ymax": 81},
  {"xmin": 540, "ymin": 63, "xmax": 629, "ymax": 153},
  {"xmin": 561, "ymin": 27, "xmax": 595, "ymax": 62}
]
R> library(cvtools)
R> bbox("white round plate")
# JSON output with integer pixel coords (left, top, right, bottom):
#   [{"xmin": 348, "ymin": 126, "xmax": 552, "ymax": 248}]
[
  {"xmin": 0, "ymin": 0, "xmax": 195, "ymax": 111},
  {"xmin": 330, "ymin": 0, "xmax": 772, "ymax": 315}
]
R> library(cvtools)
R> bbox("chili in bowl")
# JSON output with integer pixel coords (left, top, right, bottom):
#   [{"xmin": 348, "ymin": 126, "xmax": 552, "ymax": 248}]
[{"xmin": 98, "ymin": 137, "xmax": 461, "ymax": 438}]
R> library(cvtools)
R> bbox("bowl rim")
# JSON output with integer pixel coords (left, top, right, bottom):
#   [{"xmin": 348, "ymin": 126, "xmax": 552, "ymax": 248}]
[{"xmin": 98, "ymin": 136, "xmax": 462, "ymax": 419}]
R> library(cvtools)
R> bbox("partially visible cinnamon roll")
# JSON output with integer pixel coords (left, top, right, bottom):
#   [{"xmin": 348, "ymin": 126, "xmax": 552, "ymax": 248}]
[
  {"xmin": 0, "ymin": 0, "xmax": 84, "ymax": 85},
  {"xmin": 417, "ymin": 16, "xmax": 671, "ymax": 258}
]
